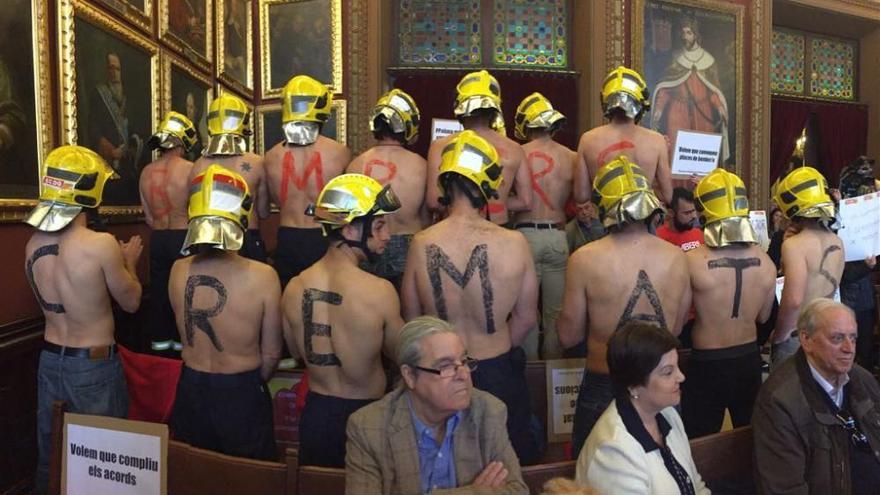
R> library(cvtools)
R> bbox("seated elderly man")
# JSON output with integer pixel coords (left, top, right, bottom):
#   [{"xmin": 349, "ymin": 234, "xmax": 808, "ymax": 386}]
[
  {"xmin": 345, "ymin": 316, "xmax": 527, "ymax": 495},
  {"xmin": 753, "ymin": 298, "xmax": 880, "ymax": 494}
]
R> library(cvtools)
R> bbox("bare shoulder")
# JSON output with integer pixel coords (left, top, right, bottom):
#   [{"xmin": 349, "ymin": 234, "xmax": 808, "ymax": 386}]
[
  {"xmin": 247, "ymin": 258, "xmax": 281, "ymax": 285},
  {"xmin": 265, "ymin": 141, "xmax": 285, "ymax": 161},
  {"xmin": 502, "ymin": 136, "xmax": 526, "ymax": 159},
  {"xmin": 637, "ymin": 125, "xmax": 666, "ymax": 143},
  {"xmin": 428, "ymin": 133, "xmax": 455, "ymax": 154},
  {"xmin": 401, "ymin": 147, "xmax": 426, "ymax": 164},
  {"xmin": 170, "ymin": 255, "xmax": 192, "ymax": 276},
  {"xmin": 685, "ymin": 244, "xmax": 710, "ymax": 264},
  {"xmin": 322, "ymin": 136, "xmax": 351, "ymax": 161},
  {"xmin": 244, "ymin": 152, "xmax": 264, "ymax": 167},
  {"xmin": 84, "ymin": 231, "xmax": 120, "ymax": 254}
]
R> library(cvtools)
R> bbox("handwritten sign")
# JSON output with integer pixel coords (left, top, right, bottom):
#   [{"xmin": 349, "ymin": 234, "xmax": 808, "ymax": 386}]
[
  {"xmin": 431, "ymin": 118, "xmax": 464, "ymax": 142},
  {"xmin": 62, "ymin": 413, "xmax": 167, "ymax": 495},
  {"xmin": 749, "ymin": 210, "xmax": 770, "ymax": 251},
  {"xmin": 545, "ymin": 359, "xmax": 585, "ymax": 442},
  {"xmin": 838, "ymin": 192, "xmax": 880, "ymax": 262},
  {"xmin": 671, "ymin": 131, "xmax": 723, "ymax": 178}
]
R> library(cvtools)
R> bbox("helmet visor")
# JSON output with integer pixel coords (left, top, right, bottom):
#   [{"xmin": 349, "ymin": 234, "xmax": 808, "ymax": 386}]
[
  {"xmin": 373, "ymin": 184, "xmax": 401, "ymax": 214},
  {"xmin": 289, "ymin": 95, "xmax": 317, "ymax": 115},
  {"xmin": 164, "ymin": 117, "xmax": 187, "ymax": 133}
]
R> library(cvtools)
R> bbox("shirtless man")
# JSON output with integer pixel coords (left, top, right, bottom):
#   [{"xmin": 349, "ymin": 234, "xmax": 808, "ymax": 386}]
[
  {"xmin": 401, "ymin": 131, "xmax": 542, "ymax": 465},
  {"xmin": 425, "ymin": 70, "xmax": 532, "ymax": 225},
  {"xmin": 169, "ymin": 165, "xmax": 282, "ymax": 460},
  {"xmin": 190, "ymin": 93, "xmax": 270, "ymax": 263},
  {"xmin": 282, "ymin": 174, "xmax": 403, "ymax": 467},
  {"xmin": 575, "ymin": 66, "xmax": 672, "ymax": 205},
  {"xmin": 265, "ymin": 75, "xmax": 351, "ymax": 288},
  {"xmin": 770, "ymin": 166, "xmax": 845, "ymax": 368},
  {"xmin": 140, "ymin": 112, "xmax": 197, "ymax": 353},
  {"xmin": 346, "ymin": 89, "xmax": 427, "ymax": 288},
  {"xmin": 558, "ymin": 156, "xmax": 690, "ymax": 458},
  {"xmin": 682, "ymin": 169, "xmax": 776, "ymax": 438},
  {"xmin": 25, "ymin": 145, "xmax": 142, "ymax": 493},
  {"xmin": 511, "ymin": 92, "xmax": 576, "ymax": 360}
]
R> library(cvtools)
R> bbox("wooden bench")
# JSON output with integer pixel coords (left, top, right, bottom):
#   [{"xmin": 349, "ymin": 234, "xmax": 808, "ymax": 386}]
[
  {"xmin": 167, "ymin": 441, "xmax": 287, "ymax": 495},
  {"xmin": 690, "ymin": 425, "xmax": 754, "ymax": 491}
]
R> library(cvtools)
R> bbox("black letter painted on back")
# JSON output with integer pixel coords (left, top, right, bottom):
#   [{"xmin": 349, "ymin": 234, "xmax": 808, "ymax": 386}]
[
  {"xmin": 819, "ymin": 245, "xmax": 842, "ymax": 298},
  {"xmin": 426, "ymin": 244, "xmax": 495, "ymax": 334},
  {"xmin": 302, "ymin": 288, "xmax": 343, "ymax": 366},
  {"xmin": 184, "ymin": 275, "xmax": 227, "ymax": 351},
  {"xmin": 707, "ymin": 257, "xmax": 761, "ymax": 318},
  {"xmin": 616, "ymin": 270, "xmax": 666, "ymax": 331},
  {"xmin": 26, "ymin": 244, "xmax": 65, "ymax": 313}
]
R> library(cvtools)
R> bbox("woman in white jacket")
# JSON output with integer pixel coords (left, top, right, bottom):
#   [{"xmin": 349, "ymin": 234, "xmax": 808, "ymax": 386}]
[{"xmin": 575, "ymin": 322, "xmax": 710, "ymax": 494}]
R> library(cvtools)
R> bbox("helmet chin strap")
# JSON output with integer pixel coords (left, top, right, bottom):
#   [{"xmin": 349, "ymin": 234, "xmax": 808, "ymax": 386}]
[{"xmin": 341, "ymin": 214, "xmax": 379, "ymax": 262}]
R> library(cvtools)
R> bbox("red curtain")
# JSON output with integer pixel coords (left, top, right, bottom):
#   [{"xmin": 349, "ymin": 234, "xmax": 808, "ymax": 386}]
[
  {"xmin": 392, "ymin": 70, "xmax": 580, "ymax": 157},
  {"xmin": 770, "ymin": 99, "xmax": 811, "ymax": 183},
  {"xmin": 814, "ymin": 103, "xmax": 868, "ymax": 186}
]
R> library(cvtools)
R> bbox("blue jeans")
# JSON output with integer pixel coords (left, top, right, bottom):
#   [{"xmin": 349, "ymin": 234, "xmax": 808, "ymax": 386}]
[
  {"xmin": 36, "ymin": 349, "xmax": 128, "ymax": 494},
  {"xmin": 571, "ymin": 371, "xmax": 613, "ymax": 460}
]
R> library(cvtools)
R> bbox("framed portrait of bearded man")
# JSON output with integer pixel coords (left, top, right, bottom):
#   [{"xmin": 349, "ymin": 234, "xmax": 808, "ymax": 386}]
[
  {"xmin": 632, "ymin": 0, "xmax": 744, "ymax": 174},
  {"xmin": 59, "ymin": 0, "xmax": 160, "ymax": 210},
  {"xmin": 0, "ymin": 0, "xmax": 52, "ymax": 214}
]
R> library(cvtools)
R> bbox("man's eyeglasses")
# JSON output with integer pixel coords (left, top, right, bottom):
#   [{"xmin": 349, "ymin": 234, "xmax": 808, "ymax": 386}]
[
  {"xmin": 415, "ymin": 357, "xmax": 479, "ymax": 378},
  {"xmin": 835, "ymin": 410, "xmax": 870, "ymax": 450}
]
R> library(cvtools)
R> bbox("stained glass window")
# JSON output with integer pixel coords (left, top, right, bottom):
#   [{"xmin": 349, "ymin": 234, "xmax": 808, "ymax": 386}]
[
  {"xmin": 493, "ymin": 0, "xmax": 567, "ymax": 67},
  {"xmin": 398, "ymin": 0, "xmax": 481, "ymax": 65},
  {"xmin": 770, "ymin": 30, "xmax": 804, "ymax": 95},
  {"xmin": 810, "ymin": 37, "xmax": 855, "ymax": 100}
]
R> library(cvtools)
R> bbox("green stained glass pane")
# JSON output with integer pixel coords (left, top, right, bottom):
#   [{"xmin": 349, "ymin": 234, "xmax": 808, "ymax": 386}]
[
  {"xmin": 492, "ymin": 0, "xmax": 567, "ymax": 68},
  {"xmin": 398, "ymin": 0, "xmax": 481, "ymax": 65},
  {"xmin": 810, "ymin": 36, "xmax": 856, "ymax": 100},
  {"xmin": 770, "ymin": 30, "xmax": 805, "ymax": 95}
]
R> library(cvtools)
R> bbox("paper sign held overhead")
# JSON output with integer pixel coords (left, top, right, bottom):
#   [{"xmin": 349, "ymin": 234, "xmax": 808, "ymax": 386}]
[
  {"xmin": 431, "ymin": 118, "xmax": 464, "ymax": 142},
  {"xmin": 671, "ymin": 130, "xmax": 723, "ymax": 178},
  {"xmin": 749, "ymin": 210, "xmax": 770, "ymax": 251},
  {"xmin": 838, "ymin": 192, "xmax": 880, "ymax": 262}
]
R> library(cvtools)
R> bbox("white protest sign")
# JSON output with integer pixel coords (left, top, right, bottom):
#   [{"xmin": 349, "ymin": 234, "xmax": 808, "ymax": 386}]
[
  {"xmin": 670, "ymin": 131, "xmax": 723, "ymax": 178},
  {"xmin": 62, "ymin": 413, "xmax": 168, "ymax": 495},
  {"xmin": 431, "ymin": 118, "xmax": 464, "ymax": 142},
  {"xmin": 749, "ymin": 210, "xmax": 770, "ymax": 251},
  {"xmin": 776, "ymin": 276, "xmax": 784, "ymax": 303},
  {"xmin": 838, "ymin": 192, "xmax": 880, "ymax": 262},
  {"xmin": 545, "ymin": 359, "xmax": 585, "ymax": 442}
]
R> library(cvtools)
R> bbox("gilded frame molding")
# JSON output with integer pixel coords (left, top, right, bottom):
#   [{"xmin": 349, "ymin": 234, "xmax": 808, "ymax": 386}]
[
  {"xmin": 259, "ymin": 0, "xmax": 344, "ymax": 99},
  {"xmin": 160, "ymin": 52, "xmax": 214, "ymax": 115},
  {"xmin": 159, "ymin": 0, "xmax": 213, "ymax": 71},
  {"xmin": 0, "ymin": 0, "xmax": 54, "ymax": 219},
  {"xmin": 631, "ymin": 0, "xmax": 745, "ymax": 180},
  {"xmin": 58, "ymin": 0, "xmax": 160, "ymax": 216},
  {"xmin": 255, "ymin": 99, "xmax": 347, "ymax": 155},
  {"xmin": 90, "ymin": 0, "xmax": 154, "ymax": 33},
  {"xmin": 216, "ymin": 0, "xmax": 254, "ymax": 95}
]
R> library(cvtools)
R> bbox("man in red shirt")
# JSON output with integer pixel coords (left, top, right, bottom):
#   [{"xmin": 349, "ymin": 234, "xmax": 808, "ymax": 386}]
[{"xmin": 656, "ymin": 187, "xmax": 704, "ymax": 347}]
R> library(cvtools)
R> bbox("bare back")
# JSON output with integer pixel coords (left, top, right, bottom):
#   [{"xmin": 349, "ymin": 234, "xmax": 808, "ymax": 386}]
[
  {"xmin": 191, "ymin": 152, "xmax": 267, "ymax": 229},
  {"xmin": 401, "ymin": 215, "xmax": 538, "ymax": 359},
  {"xmin": 560, "ymin": 228, "xmax": 690, "ymax": 374},
  {"xmin": 513, "ymin": 137, "xmax": 576, "ymax": 224},
  {"xmin": 575, "ymin": 122, "xmax": 671, "ymax": 204},
  {"xmin": 139, "ymin": 154, "xmax": 193, "ymax": 229},
  {"xmin": 786, "ymin": 227, "xmax": 845, "ymax": 302},
  {"xmin": 426, "ymin": 130, "xmax": 530, "ymax": 225},
  {"xmin": 26, "ymin": 226, "xmax": 134, "ymax": 347},
  {"xmin": 265, "ymin": 136, "xmax": 351, "ymax": 228},
  {"xmin": 282, "ymin": 255, "xmax": 401, "ymax": 399},
  {"xmin": 687, "ymin": 244, "xmax": 776, "ymax": 349},
  {"xmin": 169, "ymin": 252, "xmax": 282, "ymax": 375},
  {"xmin": 347, "ymin": 145, "xmax": 428, "ymax": 235}
]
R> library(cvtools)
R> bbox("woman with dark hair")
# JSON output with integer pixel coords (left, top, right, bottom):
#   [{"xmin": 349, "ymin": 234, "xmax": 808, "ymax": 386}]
[{"xmin": 575, "ymin": 323, "xmax": 709, "ymax": 494}]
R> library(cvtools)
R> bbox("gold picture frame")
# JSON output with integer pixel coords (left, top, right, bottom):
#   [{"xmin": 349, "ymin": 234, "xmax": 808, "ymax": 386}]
[
  {"xmin": 631, "ymin": 0, "xmax": 744, "ymax": 179},
  {"xmin": 255, "ymin": 99, "xmax": 347, "ymax": 154},
  {"xmin": 0, "ymin": 0, "xmax": 54, "ymax": 219},
  {"xmin": 160, "ymin": 53, "xmax": 214, "ymax": 160},
  {"xmin": 90, "ymin": 0, "xmax": 154, "ymax": 34},
  {"xmin": 259, "ymin": 0, "xmax": 343, "ymax": 99},
  {"xmin": 217, "ymin": 0, "xmax": 254, "ymax": 95},
  {"xmin": 58, "ymin": 0, "xmax": 160, "ymax": 213},
  {"xmin": 159, "ymin": 0, "xmax": 213, "ymax": 71}
]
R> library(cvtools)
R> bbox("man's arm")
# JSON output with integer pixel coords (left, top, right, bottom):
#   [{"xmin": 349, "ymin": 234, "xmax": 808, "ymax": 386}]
[
  {"xmin": 654, "ymin": 139, "xmax": 673, "ymax": 205},
  {"xmin": 773, "ymin": 240, "xmax": 807, "ymax": 343},
  {"xmin": 280, "ymin": 279, "xmax": 303, "ymax": 361},
  {"xmin": 557, "ymin": 252, "xmax": 588, "ymax": 349},
  {"xmin": 256, "ymin": 159, "xmax": 270, "ymax": 220},
  {"xmin": 344, "ymin": 415, "xmax": 385, "ymax": 495},
  {"xmin": 505, "ymin": 149, "xmax": 533, "ymax": 213},
  {"xmin": 573, "ymin": 134, "xmax": 592, "ymax": 204},
  {"xmin": 673, "ymin": 272, "xmax": 691, "ymax": 337},
  {"xmin": 400, "ymin": 238, "xmax": 423, "ymax": 320},
  {"xmin": 259, "ymin": 267, "xmax": 283, "ymax": 381},
  {"xmin": 138, "ymin": 178, "xmax": 154, "ymax": 228},
  {"xmin": 425, "ymin": 138, "xmax": 445, "ymax": 213},
  {"xmin": 187, "ymin": 158, "xmax": 207, "ymax": 184},
  {"xmin": 100, "ymin": 234, "xmax": 143, "ymax": 313},
  {"xmin": 752, "ymin": 394, "xmax": 809, "ymax": 494},
  {"xmin": 380, "ymin": 282, "xmax": 405, "ymax": 362},
  {"xmin": 508, "ymin": 239, "xmax": 538, "ymax": 346},
  {"xmin": 758, "ymin": 263, "xmax": 777, "ymax": 324}
]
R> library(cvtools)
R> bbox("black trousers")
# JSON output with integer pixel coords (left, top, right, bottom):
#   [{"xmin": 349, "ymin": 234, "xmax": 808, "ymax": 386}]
[
  {"xmin": 170, "ymin": 366, "xmax": 277, "ymax": 461},
  {"xmin": 273, "ymin": 227, "xmax": 328, "ymax": 289},
  {"xmin": 147, "ymin": 230, "xmax": 187, "ymax": 344},
  {"xmin": 471, "ymin": 347, "xmax": 544, "ymax": 465},
  {"xmin": 855, "ymin": 308, "xmax": 877, "ymax": 372},
  {"xmin": 298, "ymin": 391, "xmax": 376, "ymax": 468},
  {"xmin": 681, "ymin": 342, "xmax": 762, "ymax": 439},
  {"xmin": 241, "ymin": 230, "xmax": 268, "ymax": 263}
]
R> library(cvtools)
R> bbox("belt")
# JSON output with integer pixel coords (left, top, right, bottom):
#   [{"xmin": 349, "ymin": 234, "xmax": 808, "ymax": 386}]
[
  {"xmin": 43, "ymin": 341, "xmax": 117, "ymax": 359},
  {"xmin": 514, "ymin": 222, "xmax": 563, "ymax": 230}
]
